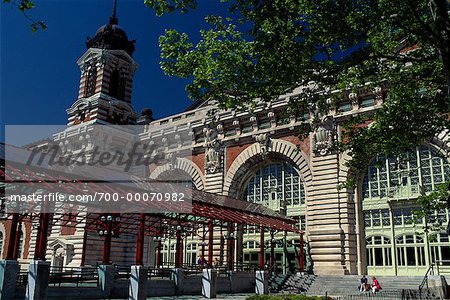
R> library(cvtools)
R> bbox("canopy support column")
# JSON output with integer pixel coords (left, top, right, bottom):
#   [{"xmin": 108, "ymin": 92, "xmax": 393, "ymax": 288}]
[
  {"xmin": 102, "ymin": 223, "xmax": 112, "ymax": 264},
  {"xmin": 259, "ymin": 226, "xmax": 265, "ymax": 270},
  {"xmin": 270, "ymin": 231, "xmax": 275, "ymax": 273},
  {"xmin": 175, "ymin": 226, "xmax": 182, "ymax": 268},
  {"xmin": 208, "ymin": 220, "xmax": 213, "ymax": 268},
  {"xmin": 34, "ymin": 213, "xmax": 51, "ymax": 261},
  {"xmin": 6, "ymin": 213, "xmax": 19, "ymax": 260},
  {"xmin": 156, "ymin": 240, "xmax": 162, "ymax": 268},
  {"xmin": 299, "ymin": 232, "xmax": 304, "ymax": 272},
  {"xmin": 135, "ymin": 213, "xmax": 145, "ymax": 265},
  {"xmin": 227, "ymin": 223, "xmax": 234, "ymax": 271}
]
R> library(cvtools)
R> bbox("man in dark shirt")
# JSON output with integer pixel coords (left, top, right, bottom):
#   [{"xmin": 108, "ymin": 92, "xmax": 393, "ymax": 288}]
[{"xmin": 360, "ymin": 275, "xmax": 368, "ymax": 292}]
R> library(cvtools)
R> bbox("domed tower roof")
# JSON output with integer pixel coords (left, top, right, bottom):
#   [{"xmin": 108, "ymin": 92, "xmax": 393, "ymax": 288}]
[{"xmin": 86, "ymin": 0, "xmax": 135, "ymax": 56}]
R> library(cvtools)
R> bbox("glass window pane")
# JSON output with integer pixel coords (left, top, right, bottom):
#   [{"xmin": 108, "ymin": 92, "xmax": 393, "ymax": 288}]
[
  {"xmin": 397, "ymin": 248, "xmax": 405, "ymax": 266},
  {"xmin": 441, "ymin": 247, "xmax": 450, "ymax": 261},
  {"xmin": 384, "ymin": 248, "xmax": 392, "ymax": 266},
  {"xmin": 373, "ymin": 211, "xmax": 381, "ymax": 227},
  {"xmin": 374, "ymin": 248, "xmax": 383, "ymax": 266},
  {"xmin": 367, "ymin": 249, "xmax": 373, "ymax": 266},
  {"xmin": 382, "ymin": 210, "xmax": 390, "ymax": 226},
  {"xmin": 406, "ymin": 247, "xmax": 416, "ymax": 266},
  {"xmin": 364, "ymin": 212, "xmax": 371, "ymax": 227}
]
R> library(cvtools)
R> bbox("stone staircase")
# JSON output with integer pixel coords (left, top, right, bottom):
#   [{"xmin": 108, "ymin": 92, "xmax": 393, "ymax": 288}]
[
  {"xmin": 276, "ymin": 274, "xmax": 440, "ymax": 299},
  {"xmin": 268, "ymin": 273, "xmax": 288, "ymax": 293}
]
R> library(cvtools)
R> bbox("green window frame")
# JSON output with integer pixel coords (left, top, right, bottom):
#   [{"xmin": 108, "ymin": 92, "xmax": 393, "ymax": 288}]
[
  {"xmin": 362, "ymin": 145, "xmax": 450, "ymax": 200},
  {"xmin": 245, "ymin": 162, "xmax": 306, "ymax": 207}
]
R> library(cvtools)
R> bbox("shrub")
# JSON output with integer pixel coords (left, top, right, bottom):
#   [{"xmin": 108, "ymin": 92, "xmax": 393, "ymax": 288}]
[{"xmin": 246, "ymin": 295, "xmax": 330, "ymax": 300}]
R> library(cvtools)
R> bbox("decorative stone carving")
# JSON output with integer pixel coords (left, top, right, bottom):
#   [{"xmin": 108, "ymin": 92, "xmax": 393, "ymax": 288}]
[
  {"xmin": 255, "ymin": 133, "xmax": 271, "ymax": 158},
  {"xmin": 374, "ymin": 87, "xmax": 383, "ymax": 104},
  {"xmin": 174, "ymin": 134, "xmax": 181, "ymax": 147},
  {"xmin": 206, "ymin": 108, "xmax": 220, "ymax": 123},
  {"xmin": 232, "ymin": 120, "xmax": 241, "ymax": 135},
  {"xmin": 349, "ymin": 92, "xmax": 358, "ymax": 107},
  {"xmin": 216, "ymin": 123, "xmax": 224, "ymax": 135},
  {"xmin": 204, "ymin": 127, "xmax": 223, "ymax": 174},
  {"xmin": 166, "ymin": 152, "xmax": 178, "ymax": 170},
  {"xmin": 312, "ymin": 116, "xmax": 335, "ymax": 156},
  {"xmin": 250, "ymin": 116, "xmax": 258, "ymax": 131}
]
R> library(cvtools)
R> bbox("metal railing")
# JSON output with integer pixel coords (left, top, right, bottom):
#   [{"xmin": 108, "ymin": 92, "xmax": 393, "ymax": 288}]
[
  {"xmin": 48, "ymin": 266, "xmax": 98, "ymax": 287},
  {"xmin": 113, "ymin": 265, "xmax": 131, "ymax": 280},
  {"xmin": 433, "ymin": 260, "xmax": 450, "ymax": 275},
  {"xmin": 336, "ymin": 289, "xmax": 427, "ymax": 300},
  {"xmin": 419, "ymin": 260, "xmax": 450, "ymax": 294},
  {"xmin": 148, "ymin": 267, "xmax": 174, "ymax": 279},
  {"xmin": 419, "ymin": 263, "xmax": 435, "ymax": 293},
  {"xmin": 16, "ymin": 270, "xmax": 28, "ymax": 286}
]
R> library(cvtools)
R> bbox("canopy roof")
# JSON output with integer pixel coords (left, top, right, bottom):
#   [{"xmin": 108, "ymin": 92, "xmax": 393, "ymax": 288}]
[{"xmin": 1, "ymin": 145, "xmax": 301, "ymax": 237}]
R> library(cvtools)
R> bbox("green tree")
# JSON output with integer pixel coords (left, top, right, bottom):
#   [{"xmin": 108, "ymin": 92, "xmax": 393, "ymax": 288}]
[
  {"xmin": 146, "ymin": 0, "xmax": 450, "ymax": 175},
  {"xmin": 3, "ymin": 0, "xmax": 46, "ymax": 31},
  {"xmin": 412, "ymin": 182, "xmax": 450, "ymax": 245}
]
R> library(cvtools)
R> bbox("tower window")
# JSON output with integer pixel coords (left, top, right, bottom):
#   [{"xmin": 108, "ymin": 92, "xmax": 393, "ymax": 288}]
[
  {"xmin": 84, "ymin": 67, "xmax": 97, "ymax": 97},
  {"xmin": 110, "ymin": 69, "xmax": 126, "ymax": 100}
]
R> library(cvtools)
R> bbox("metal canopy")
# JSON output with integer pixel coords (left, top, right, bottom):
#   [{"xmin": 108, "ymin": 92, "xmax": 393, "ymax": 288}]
[{"xmin": 1, "ymin": 158, "xmax": 300, "ymax": 237}]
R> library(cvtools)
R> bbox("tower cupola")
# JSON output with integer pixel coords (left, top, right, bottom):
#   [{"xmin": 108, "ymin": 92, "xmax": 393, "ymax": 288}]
[{"xmin": 86, "ymin": 0, "xmax": 135, "ymax": 56}]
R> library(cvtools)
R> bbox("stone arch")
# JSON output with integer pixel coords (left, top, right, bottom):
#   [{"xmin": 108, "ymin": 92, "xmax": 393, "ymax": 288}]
[
  {"xmin": 149, "ymin": 158, "xmax": 205, "ymax": 190},
  {"xmin": 431, "ymin": 128, "xmax": 450, "ymax": 158},
  {"xmin": 223, "ymin": 138, "xmax": 312, "ymax": 199},
  {"xmin": 341, "ymin": 128, "xmax": 450, "ymax": 184},
  {"xmin": 346, "ymin": 128, "xmax": 450, "ymax": 275}
]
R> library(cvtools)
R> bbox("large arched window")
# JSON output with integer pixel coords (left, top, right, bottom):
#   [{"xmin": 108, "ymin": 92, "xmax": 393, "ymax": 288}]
[
  {"xmin": 245, "ymin": 162, "xmax": 305, "ymax": 208},
  {"xmin": 362, "ymin": 145, "xmax": 450, "ymax": 200}
]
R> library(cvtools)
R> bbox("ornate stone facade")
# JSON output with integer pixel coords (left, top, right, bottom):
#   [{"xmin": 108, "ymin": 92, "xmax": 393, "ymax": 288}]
[{"xmin": 3, "ymin": 10, "xmax": 450, "ymax": 278}]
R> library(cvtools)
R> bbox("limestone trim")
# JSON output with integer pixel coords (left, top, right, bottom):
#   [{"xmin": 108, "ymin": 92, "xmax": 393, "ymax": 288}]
[
  {"xmin": 149, "ymin": 158, "xmax": 205, "ymax": 190},
  {"xmin": 223, "ymin": 138, "xmax": 312, "ymax": 199}
]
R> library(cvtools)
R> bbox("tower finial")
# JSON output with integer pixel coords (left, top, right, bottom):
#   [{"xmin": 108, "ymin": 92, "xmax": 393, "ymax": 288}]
[{"xmin": 109, "ymin": 0, "xmax": 118, "ymax": 25}]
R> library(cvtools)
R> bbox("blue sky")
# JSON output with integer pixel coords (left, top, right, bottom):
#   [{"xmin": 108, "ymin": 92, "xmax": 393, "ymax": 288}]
[{"xmin": 0, "ymin": 0, "xmax": 228, "ymax": 141}]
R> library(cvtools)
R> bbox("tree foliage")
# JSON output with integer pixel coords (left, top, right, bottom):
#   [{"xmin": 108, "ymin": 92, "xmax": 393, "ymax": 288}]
[
  {"xmin": 3, "ymin": 0, "xmax": 46, "ymax": 31},
  {"xmin": 413, "ymin": 182, "xmax": 450, "ymax": 235},
  {"xmin": 147, "ymin": 0, "xmax": 450, "ymax": 177}
]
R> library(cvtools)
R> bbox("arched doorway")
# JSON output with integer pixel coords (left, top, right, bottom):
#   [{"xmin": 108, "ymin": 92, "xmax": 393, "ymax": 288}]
[{"xmin": 242, "ymin": 161, "xmax": 307, "ymax": 273}]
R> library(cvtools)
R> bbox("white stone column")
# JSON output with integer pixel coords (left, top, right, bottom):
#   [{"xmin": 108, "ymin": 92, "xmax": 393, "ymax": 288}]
[
  {"xmin": 128, "ymin": 265, "xmax": 148, "ymax": 300},
  {"xmin": 171, "ymin": 268, "xmax": 184, "ymax": 295},
  {"xmin": 201, "ymin": 268, "xmax": 217, "ymax": 298},
  {"xmin": 0, "ymin": 260, "xmax": 19, "ymax": 300},
  {"xmin": 25, "ymin": 260, "xmax": 50, "ymax": 300},
  {"xmin": 98, "ymin": 265, "xmax": 115, "ymax": 298},
  {"xmin": 255, "ymin": 270, "xmax": 268, "ymax": 295}
]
